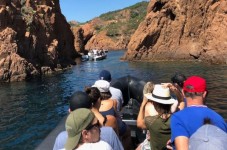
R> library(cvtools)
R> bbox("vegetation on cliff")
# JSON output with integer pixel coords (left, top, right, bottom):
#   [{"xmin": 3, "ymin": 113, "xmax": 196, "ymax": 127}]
[
  {"xmin": 95, "ymin": 1, "xmax": 148, "ymax": 38},
  {"xmin": 71, "ymin": 1, "xmax": 148, "ymax": 51}
]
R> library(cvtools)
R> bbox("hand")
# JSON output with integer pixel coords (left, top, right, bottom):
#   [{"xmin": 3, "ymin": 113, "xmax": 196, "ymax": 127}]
[
  {"xmin": 166, "ymin": 139, "xmax": 173, "ymax": 150},
  {"xmin": 161, "ymin": 83, "xmax": 177, "ymax": 91}
]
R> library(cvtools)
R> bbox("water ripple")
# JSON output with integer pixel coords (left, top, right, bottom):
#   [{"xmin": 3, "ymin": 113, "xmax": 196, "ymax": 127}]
[{"xmin": 0, "ymin": 51, "xmax": 227, "ymax": 149}]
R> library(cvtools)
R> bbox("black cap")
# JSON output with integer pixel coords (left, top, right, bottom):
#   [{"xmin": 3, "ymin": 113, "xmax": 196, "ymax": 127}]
[{"xmin": 69, "ymin": 91, "xmax": 92, "ymax": 111}]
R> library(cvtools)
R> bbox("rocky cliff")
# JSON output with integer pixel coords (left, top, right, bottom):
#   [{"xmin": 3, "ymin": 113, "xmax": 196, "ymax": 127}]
[
  {"xmin": 71, "ymin": 2, "xmax": 148, "ymax": 52},
  {"xmin": 0, "ymin": 0, "xmax": 78, "ymax": 82},
  {"xmin": 123, "ymin": 0, "xmax": 227, "ymax": 64}
]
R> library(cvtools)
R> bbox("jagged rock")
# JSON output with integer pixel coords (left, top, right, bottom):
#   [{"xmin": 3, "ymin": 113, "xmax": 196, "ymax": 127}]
[
  {"xmin": 123, "ymin": 0, "xmax": 227, "ymax": 64},
  {"xmin": 0, "ymin": 0, "xmax": 79, "ymax": 82}
]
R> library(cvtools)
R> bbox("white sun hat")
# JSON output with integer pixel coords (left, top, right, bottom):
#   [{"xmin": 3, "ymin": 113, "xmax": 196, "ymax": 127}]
[
  {"xmin": 92, "ymin": 80, "xmax": 110, "ymax": 93},
  {"xmin": 144, "ymin": 84, "xmax": 176, "ymax": 104}
]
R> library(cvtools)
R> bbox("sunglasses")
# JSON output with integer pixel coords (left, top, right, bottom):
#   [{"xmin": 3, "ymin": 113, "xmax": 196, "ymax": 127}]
[{"xmin": 85, "ymin": 121, "xmax": 100, "ymax": 130}]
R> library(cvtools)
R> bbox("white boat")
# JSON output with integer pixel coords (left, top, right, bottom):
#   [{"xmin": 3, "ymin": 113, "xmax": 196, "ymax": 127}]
[{"xmin": 88, "ymin": 49, "xmax": 107, "ymax": 61}]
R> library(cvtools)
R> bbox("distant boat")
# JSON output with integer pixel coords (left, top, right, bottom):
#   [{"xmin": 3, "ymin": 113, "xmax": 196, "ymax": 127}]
[
  {"xmin": 88, "ymin": 49, "xmax": 107, "ymax": 61},
  {"xmin": 81, "ymin": 55, "xmax": 89, "ymax": 62}
]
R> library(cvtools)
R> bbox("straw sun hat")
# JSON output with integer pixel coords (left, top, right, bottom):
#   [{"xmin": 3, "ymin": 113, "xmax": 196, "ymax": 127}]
[{"xmin": 144, "ymin": 84, "xmax": 176, "ymax": 104}]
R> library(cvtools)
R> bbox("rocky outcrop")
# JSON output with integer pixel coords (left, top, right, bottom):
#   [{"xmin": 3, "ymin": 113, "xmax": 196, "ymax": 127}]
[
  {"xmin": 0, "ymin": 0, "xmax": 79, "ymax": 82},
  {"xmin": 72, "ymin": 18, "xmax": 130, "ymax": 52},
  {"xmin": 71, "ymin": 2, "xmax": 148, "ymax": 52},
  {"xmin": 123, "ymin": 0, "xmax": 227, "ymax": 64}
]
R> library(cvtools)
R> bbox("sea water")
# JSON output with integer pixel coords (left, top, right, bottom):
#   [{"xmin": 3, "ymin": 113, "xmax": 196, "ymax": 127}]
[{"xmin": 0, "ymin": 50, "xmax": 227, "ymax": 149}]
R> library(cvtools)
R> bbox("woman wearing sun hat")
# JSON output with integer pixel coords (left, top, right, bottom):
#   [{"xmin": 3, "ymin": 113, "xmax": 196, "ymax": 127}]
[{"xmin": 137, "ymin": 84, "xmax": 183, "ymax": 150}]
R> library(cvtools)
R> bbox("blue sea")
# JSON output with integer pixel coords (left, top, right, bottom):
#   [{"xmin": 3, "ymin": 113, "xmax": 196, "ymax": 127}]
[{"xmin": 0, "ymin": 50, "xmax": 227, "ymax": 149}]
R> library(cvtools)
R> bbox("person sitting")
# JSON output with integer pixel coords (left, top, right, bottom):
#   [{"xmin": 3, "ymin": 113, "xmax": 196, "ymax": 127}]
[
  {"xmin": 137, "ymin": 84, "xmax": 183, "ymax": 150},
  {"xmin": 189, "ymin": 119, "xmax": 227, "ymax": 150},
  {"xmin": 170, "ymin": 76, "xmax": 227, "ymax": 150},
  {"xmin": 62, "ymin": 108, "xmax": 112, "ymax": 150},
  {"xmin": 92, "ymin": 80, "xmax": 132, "ymax": 150},
  {"xmin": 53, "ymin": 91, "xmax": 123, "ymax": 150},
  {"xmin": 171, "ymin": 72, "xmax": 187, "ymax": 108},
  {"xmin": 85, "ymin": 86, "xmax": 119, "ymax": 135},
  {"xmin": 99, "ymin": 70, "xmax": 124, "ymax": 112},
  {"xmin": 135, "ymin": 130, "xmax": 151, "ymax": 150}
]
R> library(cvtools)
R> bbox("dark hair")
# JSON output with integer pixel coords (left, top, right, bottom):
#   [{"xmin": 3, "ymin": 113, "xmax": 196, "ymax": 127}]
[
  {"xmin": 153, "ymin": 101, "xmax": 171, "ymax": 118},
  {"xmin": 171, "ymin": 73, "xmax": 186, "ymax": 88},
  {"xmin": 100, "ymin": 91, "xmax": 112, "ymax": 100},
  {"xmin": 69, "ymin": 91, "xmax": 92, "ymax": 111},
  {"xmin": 184, "ymin": 91, "xmax": 204, "ymax": 99},
  {"xmin": 84, "ymin": 87, "xmax": 100, "ymax": 105},
  {"xmin": 203, "ymin": 118, "xmax": 212, "ymax": 125}
]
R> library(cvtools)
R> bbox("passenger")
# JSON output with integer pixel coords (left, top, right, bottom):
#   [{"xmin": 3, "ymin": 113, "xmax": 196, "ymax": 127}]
[
  {"xmin": 62, "ymin": 108, "xmax": 112, "ymax": 150},
  {"xmin": 137, "ymin": 84, "xmax": 183, "ymax": 150},
  {"xmin": 135, "ymin": 130, "xmax": 151, "ymax": 150},
  {"xmin": 84, "ymin": 86, "xmax": 119, "ymax": 135},
  {"xmin": 99, "ymin": 70, "xmax": 124, "ymax": 112},
  {"xmin": 189, "ymin": 118, "xmax": 227, "ymax": 150},
  {"xmin": 170, "ymin": 76, "xmax": 227, "ymax": 150},
  {"xmin": 92, "ymin": 80, "xmax": 132, "ymax": 150},
  {"xmin": 171, "ymin": 72, "xmax": 187, "ymax": 108},
  {"xmin": 53, "ymin": 91, "xmax": 123, "ymax": 150}
]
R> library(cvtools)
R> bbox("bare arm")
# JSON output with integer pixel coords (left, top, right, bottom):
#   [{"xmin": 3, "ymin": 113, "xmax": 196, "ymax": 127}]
[
  {"xmin": 137, "ymin": 97, "xmax": 147, "ymax": 129},
  {"xmin": 162, "ymin": 83, "xmax": 184, "ymax": 111},
  {"xmin": 175, "ymin": 136, "xmax": 189, "ymax": 150}
]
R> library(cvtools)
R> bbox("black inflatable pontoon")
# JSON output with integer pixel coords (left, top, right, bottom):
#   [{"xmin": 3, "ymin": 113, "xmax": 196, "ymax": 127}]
[{"xmin": 35, "ymin": 76, "xmax": 146, "ymax": 150}]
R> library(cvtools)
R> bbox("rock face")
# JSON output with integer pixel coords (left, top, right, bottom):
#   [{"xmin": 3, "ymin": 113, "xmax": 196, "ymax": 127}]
[
  {"xmin": 0, "ymin": 0, "xmax": 78, "ymax": 82},
  {"xmin": 72, "ymin": 18, "xmax": 130, "ymax": 52},
  {"xmin": 123, "ymin": 0, "xmax": 227, "ymax": 64},
  {"xmin": 71, "ymin": 2, "xmax": 148, "ymax": 52}
]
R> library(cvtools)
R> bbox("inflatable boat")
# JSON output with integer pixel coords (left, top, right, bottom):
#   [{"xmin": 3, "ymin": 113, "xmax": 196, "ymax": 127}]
[{"xmin": 35, "ymin": 76, "xmax": 146, "ymax": 150}]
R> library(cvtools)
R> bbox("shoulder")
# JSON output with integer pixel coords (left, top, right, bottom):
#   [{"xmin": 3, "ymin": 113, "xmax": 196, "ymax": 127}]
[
  {"xmin": 110, "ymin": 87, "xmax": 122, "ymax": 93},
  {"xmin": 99, "ymin": 140, "xmax": 113, "ymax": 148},
  {"xmin": 101, "ymin": 126, "xmax": 114, "ymax": 133}
]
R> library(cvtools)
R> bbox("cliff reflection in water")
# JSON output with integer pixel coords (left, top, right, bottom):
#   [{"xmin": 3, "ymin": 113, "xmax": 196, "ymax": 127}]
[{"xmin": 0, "ymin": 50, "xmax": 227, "ymax": 150}]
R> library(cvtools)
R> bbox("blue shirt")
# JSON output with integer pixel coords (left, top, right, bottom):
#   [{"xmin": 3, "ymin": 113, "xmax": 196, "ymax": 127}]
[
  {"xmin": 171, "ymin": 106, "xmax": 227, "ymax": 144},
  {"xmin": 53, "ymin": 126, "xmax": 123, "ymax": 150}
]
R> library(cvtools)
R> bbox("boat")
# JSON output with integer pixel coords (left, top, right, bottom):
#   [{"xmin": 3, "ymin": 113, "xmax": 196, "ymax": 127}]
[
  {"xmin": 81, "ymin": 55, "xmax": 89, "ymax": 62},
  {"xmin": 35, "ymin": 76, "xmax": 146, "ymax": 150},
  {"xmin": 88, "ymin": 49, "xmax": 107, "ymax": 61}
]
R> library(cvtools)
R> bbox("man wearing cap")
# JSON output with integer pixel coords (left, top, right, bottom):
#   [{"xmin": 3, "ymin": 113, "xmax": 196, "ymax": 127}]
[
  {"xmin": 53, "ymin": 91, "xmax": 123, "ymax": 150},
  {"xmin": 99, "ymin": 70, "xmax": 124, "ymax": 112},
  {"xmin": 63, "ymin": 108, "xmax": 112, "ymax": 150},
  {"xmin": 170, "ymin": 76, "xmax": 227, "ymax": 150}
]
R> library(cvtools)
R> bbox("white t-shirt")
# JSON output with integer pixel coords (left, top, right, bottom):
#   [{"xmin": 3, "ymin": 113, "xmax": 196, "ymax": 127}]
[
  {"xmin": 59, "ymin": 140, "xmax": 113, "ymax": 150},
  {"xmin": 76, "ymin": 140, "xmax": 113, "ymax": 150},
  {"xmin": 109, "ymin": 87, "xmax": 124, "ymax": 111}
]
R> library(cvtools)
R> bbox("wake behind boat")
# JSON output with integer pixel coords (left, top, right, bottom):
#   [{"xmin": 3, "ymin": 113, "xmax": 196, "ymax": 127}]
[{"xmin": 88, "ymin": 49, "xmax": 107, "ymax": 61}]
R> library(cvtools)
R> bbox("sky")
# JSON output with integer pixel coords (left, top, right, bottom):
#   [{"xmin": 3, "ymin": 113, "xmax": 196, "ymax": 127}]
[{"xmin": 59, "ymin": 0, "xmax": 148, "ymax": 22}]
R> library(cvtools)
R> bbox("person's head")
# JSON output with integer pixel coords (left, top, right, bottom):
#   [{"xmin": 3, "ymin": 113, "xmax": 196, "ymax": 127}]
[
  {"xmin": 99, "ymin": 70, "xmax": 111, "ymax": 82},
  {"xmin": 69, "ymin": 91, "xmax": 92, "ymax": 111},
  {"xmin": 65, "ymin": 108, "xmax": 100, "ymax": 150},
  {"xmin": 189, "ymin": 124, "xmax": 227, "ymax": 150},
  {"xmin": 183, "ymin": 76, "xmax": 207, "ymax": 100},
  {"xmin": 143, "ymin": 81, "xmax": 155, "ymax": 95},
  {"xmin": 92, "ymin": 80, "xmax": 112, "ymax": 100},
  {"xmin": 171, "ymin": 72, "xmax": 186, "ymax": 88},
  {"xmin": 84, "ymin": 87, "xmax": 101, "ymax": 108},
  {"xmin": 145, "ymin": 84, "xmax": 175, "ymax": 115}
]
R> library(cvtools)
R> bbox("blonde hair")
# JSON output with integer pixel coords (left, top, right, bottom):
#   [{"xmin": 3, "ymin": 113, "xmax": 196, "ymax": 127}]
[{"xmin": 143, "ymin": 82, "xmax": 155, "ymax": 94}]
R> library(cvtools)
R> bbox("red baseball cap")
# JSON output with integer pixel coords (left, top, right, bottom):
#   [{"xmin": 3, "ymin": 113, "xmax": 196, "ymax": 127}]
[{"xmin": 183, "ymin": 76, "xmax": 206, "ymax": 92}]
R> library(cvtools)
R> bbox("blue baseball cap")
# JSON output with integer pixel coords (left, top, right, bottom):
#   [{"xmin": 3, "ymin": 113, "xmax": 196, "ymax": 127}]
[{"xmin": 99, "ymin": 70, "xmax": 111, "ymax": 82}]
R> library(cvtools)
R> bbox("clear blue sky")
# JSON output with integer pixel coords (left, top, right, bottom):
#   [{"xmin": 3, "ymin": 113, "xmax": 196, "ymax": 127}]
[{"xmin": 59, "ymin": 0, "xmax": 147, "ymax": 22}]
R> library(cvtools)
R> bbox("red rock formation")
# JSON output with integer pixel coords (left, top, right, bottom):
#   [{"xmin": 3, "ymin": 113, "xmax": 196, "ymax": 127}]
[
  {"xmin": 0, "ymin": 0, "xmax": 79, "ymax": 82},
  {"xmin": 123, "ymin": 0, "xmax": 227, "ymax": 64}
]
